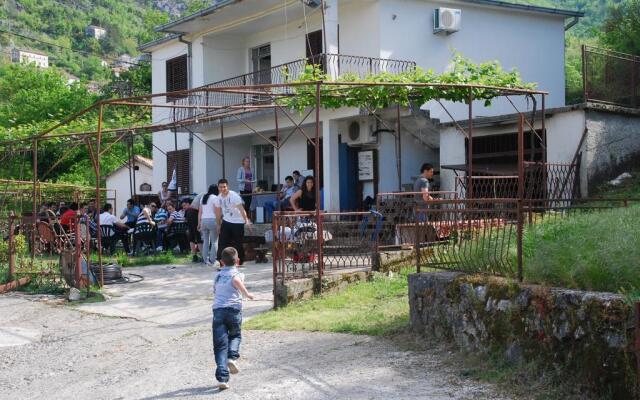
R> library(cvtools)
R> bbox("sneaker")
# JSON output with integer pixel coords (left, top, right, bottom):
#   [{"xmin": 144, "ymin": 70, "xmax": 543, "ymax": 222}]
[
  {"xmin": 218, "ymin": 382, "xmax": 230, "ymax": 390},
  {"xmin": 227, "ymin": 359, "xmax": 239, "ymax": 374},
  {"xmin": 156, "ymin": 246, "xmax": 163, "ymax": 252}
]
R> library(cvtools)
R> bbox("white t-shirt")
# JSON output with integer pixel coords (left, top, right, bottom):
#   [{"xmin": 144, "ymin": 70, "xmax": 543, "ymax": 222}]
[
  {"xmin": 219, "ymin": 191, "xmax": 245, "ymax": 224},
  {"xmin": 98, "ymin": 212, "xmax": 118, "ymax": 236},
  {"xmin": 200, "ymin": 194, "xmax": 219, "ymax": 219}
]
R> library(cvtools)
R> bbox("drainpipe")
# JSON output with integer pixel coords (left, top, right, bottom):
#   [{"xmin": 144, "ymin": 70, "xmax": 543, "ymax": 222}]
[
  {"xmin": 564, "ymin": 16, "xmax": 579, "ymax": 31},
  {"xmin": 178, "ymin": 35, "xmax": 193, "ymax": 193}
]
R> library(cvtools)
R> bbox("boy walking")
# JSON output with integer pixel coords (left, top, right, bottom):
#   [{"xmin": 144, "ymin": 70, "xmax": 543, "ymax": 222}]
[{"xmin": 212, "ymin": 247, "xmax": 254, "ymax": 390}]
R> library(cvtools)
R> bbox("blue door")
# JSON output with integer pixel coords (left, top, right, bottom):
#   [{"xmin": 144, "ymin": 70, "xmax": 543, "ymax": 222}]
[{"xmin": 339, "ymin": 142, "xmax": 359, "ymax": 211}]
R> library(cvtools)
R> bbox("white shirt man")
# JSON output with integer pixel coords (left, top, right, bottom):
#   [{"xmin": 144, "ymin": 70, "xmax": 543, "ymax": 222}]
[{"xmin": 214, "ymin": 179, "xmax": 251, "ymax": 265}]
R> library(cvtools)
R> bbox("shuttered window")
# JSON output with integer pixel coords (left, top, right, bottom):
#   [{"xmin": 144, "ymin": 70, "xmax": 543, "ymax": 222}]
[
  {"xmin": 166, "ymin": 55, "xmax": 188, "ymax": 101},
  {"xmin": 166, "ymin": 149, "xmax": 190, "ymax": 195}
]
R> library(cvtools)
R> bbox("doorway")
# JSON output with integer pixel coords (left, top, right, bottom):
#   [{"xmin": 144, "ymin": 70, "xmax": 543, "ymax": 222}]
[{"xmin": 252, "ymin": 144, "xmax": 274, "ymax": 191}]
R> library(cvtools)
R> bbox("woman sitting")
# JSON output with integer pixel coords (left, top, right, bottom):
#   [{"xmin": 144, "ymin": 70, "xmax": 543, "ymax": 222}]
[{"xmin": 289, "ymin": 176, "xmax": 317, "ymax": 212}]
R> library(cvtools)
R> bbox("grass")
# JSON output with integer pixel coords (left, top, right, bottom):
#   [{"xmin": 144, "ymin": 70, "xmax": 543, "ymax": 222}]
[
  {"xmin": 523, "ymin": 205, "xmax": 640, "ymax": 292},
  {"xmin": 245, "ymin": 268, "xmax": 413, "ymax": 336},
  {"xmin": 90, "ymin": 251, "xmax": 190, "ymax": 268}
]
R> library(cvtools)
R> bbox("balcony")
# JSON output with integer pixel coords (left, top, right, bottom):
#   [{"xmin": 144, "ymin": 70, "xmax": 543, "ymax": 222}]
[{"xmin": 171, "ymin": 53, "xmax": 417, "ymax": 125}]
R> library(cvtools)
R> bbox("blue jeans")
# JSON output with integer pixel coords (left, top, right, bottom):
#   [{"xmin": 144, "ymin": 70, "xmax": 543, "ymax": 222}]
[
  {"xmin": 212, "ymin": 307, "xmax": 242, "ymax": 383},
  {"xmin": 201, "ymin": 218, "xmax": 218, "ymax": 263},
  {"xmin": 264, "ymin": 199, "xmax": 289, "ymax": 222}
]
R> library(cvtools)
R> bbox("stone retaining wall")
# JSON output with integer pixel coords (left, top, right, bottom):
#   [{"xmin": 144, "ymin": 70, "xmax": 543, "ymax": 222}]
[
  {"xmin": 275, "ymin": 270, "xmax": 371, "ymax": 307},
  {"xmin": 409, "ymin": 272, "xmax": 636, "ymax": 397}
]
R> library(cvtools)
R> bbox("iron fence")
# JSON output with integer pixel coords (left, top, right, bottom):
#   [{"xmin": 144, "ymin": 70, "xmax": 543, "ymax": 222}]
[
  {"xmin": 271, "ymin": 210, "xmax": 382, "ymax": 282},
  {"xmin": 583, "ymin": 45, "xmax": 640, "ymax": 108},
  {"xmin": 415, "ymin": 198, "xmax": 518, "ymax": 277},
  {"xmin": 375, "ymin": 191, "xmax": 458, "ymax": 251},
  {"xmin": 172, "ymin": 53, "xmax": 417, "ymax": 123}
]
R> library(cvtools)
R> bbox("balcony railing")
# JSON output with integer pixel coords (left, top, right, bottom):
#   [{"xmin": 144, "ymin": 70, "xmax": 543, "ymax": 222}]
[{"xmin": 171, "ymin": 53, "xmax": 417, "ymax": 124}]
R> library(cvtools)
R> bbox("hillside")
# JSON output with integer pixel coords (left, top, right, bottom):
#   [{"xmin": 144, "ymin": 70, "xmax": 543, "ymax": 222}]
[{"xmin": 0, "ymin": 0, "xmax": 192, "ymax": 80}]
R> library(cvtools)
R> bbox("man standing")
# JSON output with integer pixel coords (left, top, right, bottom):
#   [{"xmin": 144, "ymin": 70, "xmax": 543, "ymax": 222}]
[
  {"xmin": 215, "ymin": 179, "xmax": 251, "ymax": 265},
  {"xmin": 264, "ymin": 176, "xmax": 295, "ymax": 222},
  {"xmin": 414, "ymin": 163, "xmax": 434, "ymax": 202}
]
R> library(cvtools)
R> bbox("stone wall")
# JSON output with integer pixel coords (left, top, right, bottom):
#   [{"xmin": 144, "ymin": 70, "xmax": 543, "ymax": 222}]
[{"xmin": 409, "ymin": 272, "xmax": 636, "ymax": 397}]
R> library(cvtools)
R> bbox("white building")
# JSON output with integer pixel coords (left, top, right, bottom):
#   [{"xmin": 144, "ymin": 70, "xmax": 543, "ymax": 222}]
[
  {"xmin": 86, "ymin": 25, "xmax": 107, "ymax": 40},
  {"xmin": 139, "ymin": 0, "xmax": 583, "ymax": 211},
  {"xmin": 105, "ymin": 155, "xmax": 154, "ymax": 214},
  {"xmin": 11, "ymin": 48, "xmax": 49, "ymax": 68}
]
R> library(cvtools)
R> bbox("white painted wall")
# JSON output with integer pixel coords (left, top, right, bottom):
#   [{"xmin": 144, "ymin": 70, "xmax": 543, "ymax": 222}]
[
  {"xmin": 339, "ymin": 0, "xmax": 380, "ymax": 57},
  {"xmin": 202, "ymin": 35, "xmax": 247, "ymax": 84},
  {"xmin": 378, "ymin": 0, "xmax": 566, "ymax": 120},
  {"xmin": 106, "ymin": 164, "xmax": 154, "ymax": 214}
]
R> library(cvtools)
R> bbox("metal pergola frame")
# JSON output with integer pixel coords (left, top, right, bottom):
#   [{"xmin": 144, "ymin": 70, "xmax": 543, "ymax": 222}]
[{"xmin": 0, "ymin": 80, "xmax": 547, "ymax": 286}]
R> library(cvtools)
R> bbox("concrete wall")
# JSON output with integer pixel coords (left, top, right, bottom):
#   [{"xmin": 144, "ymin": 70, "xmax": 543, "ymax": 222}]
[
  {"xmin": 409, "ymin": 272, "xmax": 636, "ymax": 398},
  {"xmin": 583, "ymin": 107, "xmax": 640, "ymax": 189}
]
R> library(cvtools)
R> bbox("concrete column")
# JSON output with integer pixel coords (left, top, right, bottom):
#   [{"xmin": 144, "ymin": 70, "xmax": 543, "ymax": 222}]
[
  {"xmin": 191, "ymin": 138, "xmax": 209, "ymax": 194},
  {"xmin": 191, "ymin": 36, "xmax": 205, "ymax": 88},
  {"xmin": 322, "ymin": 119, "xmax": 340, "ymax": 211},
  {"xmin": 324, "ymin": 0, "xmax": 339, "ymax": 79}
]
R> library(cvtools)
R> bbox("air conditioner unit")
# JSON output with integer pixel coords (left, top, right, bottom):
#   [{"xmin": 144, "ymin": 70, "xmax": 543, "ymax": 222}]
[
  {"xmin": 302, "ymin": 0, "xmax": 322, "ymax": 8},
  {"xmin": 343, "ymin": 118, "xmax": 377, "ymax": 146},
  {"xmin": 434, "ymin": 8, "xmax": 461, "ymax": 34}
]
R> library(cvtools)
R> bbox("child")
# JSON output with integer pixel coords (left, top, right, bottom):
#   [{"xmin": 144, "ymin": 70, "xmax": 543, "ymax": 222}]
[{"xmin": 212, "ymin": 247, "xmax": 254, "ymax": 390}]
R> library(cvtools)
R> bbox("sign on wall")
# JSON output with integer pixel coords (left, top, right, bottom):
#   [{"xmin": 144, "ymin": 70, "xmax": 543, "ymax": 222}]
[{"xmin": 358, "ymin": 150, "xmax": 375, "ymax": 181}]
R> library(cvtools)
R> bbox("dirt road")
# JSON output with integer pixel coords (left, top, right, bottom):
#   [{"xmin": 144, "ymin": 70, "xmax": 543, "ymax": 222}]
[{"xmin": 0, "ymin": 263, "xmax": 509, "ymax": 399}]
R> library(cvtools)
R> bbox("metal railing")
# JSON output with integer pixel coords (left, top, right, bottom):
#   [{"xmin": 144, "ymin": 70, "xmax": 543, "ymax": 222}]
[
  {"xmin": 272, "ymin": 210, "xmax": 383, "ymax": 282},
  {"xmin": 583, "ymin": 45, "xmax": 640, "ymax": 108},
  {"xmin": 172, "ymin": 53, "xmax": 417, "ymax": 123}
]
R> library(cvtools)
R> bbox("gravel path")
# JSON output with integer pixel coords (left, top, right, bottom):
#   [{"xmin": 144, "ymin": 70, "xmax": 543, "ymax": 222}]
[{"xmin": 0, "ymin": 263, "xmax": 510, "ymax": 400}]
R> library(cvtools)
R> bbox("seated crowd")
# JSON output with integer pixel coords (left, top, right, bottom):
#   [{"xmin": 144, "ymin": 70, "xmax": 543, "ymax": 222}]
[{"xmin": 33, "ymin": 169, "xmax": 318, "ymax": 264}]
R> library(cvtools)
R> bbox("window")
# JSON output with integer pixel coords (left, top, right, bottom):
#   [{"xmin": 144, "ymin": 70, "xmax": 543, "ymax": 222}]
[
  {"xmin": 251, "ymin": 44, "xmax": 271, "ymax": 84},
  {"xmin": 166, "ymin": 149, "xmax": 190, "ymax": 195},
  {"xmin": 166, "ymin": 55, "xmax": 188, "ymax": 100},
  {"xmin": 140, "ymin": 183, "xmax": 152, "ymax": 192},
  {"xmin": 306, "ymin": 30, "xmax": 324, "ymax": 69}
]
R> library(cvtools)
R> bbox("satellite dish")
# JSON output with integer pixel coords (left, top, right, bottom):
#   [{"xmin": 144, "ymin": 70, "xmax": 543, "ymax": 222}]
[{"xmin": 302, "ymin": 0, "xmax": 322, "ymax": 8}]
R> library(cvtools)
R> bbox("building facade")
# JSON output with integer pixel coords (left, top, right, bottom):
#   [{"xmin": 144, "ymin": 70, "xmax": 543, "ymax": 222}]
[
  {"xmin": 140, "ymin": 0, "xmax": 582, "ymax": 211},
  {"xmin": 11, "ymin": 49, "xmax": 49, "ymax": 68}
]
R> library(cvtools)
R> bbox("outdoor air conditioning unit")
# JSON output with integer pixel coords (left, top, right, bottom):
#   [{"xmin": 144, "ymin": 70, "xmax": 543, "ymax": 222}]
[
  {"xmin": 433, "ymin": 8, "xmax": 461, "ymax": 34},
  {"xmin": 343, "ymin": 118, "xmax": 377, "ymax": 146},
  {"xmin": 301, "ymin": 0, "xmax": 322, "ymax": 8}
]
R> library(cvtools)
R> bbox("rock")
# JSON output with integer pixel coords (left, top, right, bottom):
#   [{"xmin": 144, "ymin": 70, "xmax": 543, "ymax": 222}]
[
  {"xmin": 474, "ymin": 285, "xmax": 487, "ymax": 302},
  {"xmin": 496, "ymin": 300, "xmax": 511, "ymax": 312},
  {"xmin": 608, "ymin": 172, "xmax": 632, "ymax": 186},
  {"xmin": 553, "ymin": 320, "xmax": 570, "ymax": 340},
  {"xmin": 605, "ymin": 332, "xmax": 625, "ymax": 348},
  {"xmin": 68, "ymin": 288, "xmax": 81, "ymax": 302},
  {"xmin": 505, "ymin": 342, "xmax": 523, "ymax": 365}
]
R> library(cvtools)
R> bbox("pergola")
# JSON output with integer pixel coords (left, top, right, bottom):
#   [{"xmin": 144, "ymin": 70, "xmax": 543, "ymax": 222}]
[{"xmin": 0, "ymin": 80, "xmax": 547, "ymax": 287}]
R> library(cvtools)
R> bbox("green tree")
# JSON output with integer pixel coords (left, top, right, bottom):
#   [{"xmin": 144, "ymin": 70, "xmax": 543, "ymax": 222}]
[
  {"xmin": 601, "ymin": 0, "xmax": 640, "ymax": 55},
  {"xmin": 0, "ymin": 63, "xmax": 96, "ymax": 127}
]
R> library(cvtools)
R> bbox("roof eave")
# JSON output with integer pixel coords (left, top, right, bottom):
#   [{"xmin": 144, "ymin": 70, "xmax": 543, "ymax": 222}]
[
  {"xmin": 154, "ymin": 0, "xmax": 242, "ymax": 34},
  {"xmin": 137, "ymin": 34, "xmax": 181, "ymax": 53},
  {"xmin": 458, "ymin": 0, "xmax": 584, "ymax": 18}
]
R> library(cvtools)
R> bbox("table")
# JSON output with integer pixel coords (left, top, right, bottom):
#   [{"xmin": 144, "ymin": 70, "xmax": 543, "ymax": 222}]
[{"xmin": 250, "ymin": 193, "xmax": 278, "ymax": 211}]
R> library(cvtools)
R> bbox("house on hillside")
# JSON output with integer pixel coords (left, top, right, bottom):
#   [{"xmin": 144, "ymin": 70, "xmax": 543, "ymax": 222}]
[
  {"xmin": 11, "ymin": 48, "xmax": 48, "ymax": 68},
  {"xmin": 106, "ymin": 155, "xmax": 154, "ymax": 214},
  {"xmin": 85, "ymin": 25, "xmax": 107, "ymax": 40},
  {"xmin": 139, "ymin": 0, "xmax": 587, "ymax": 211}
]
